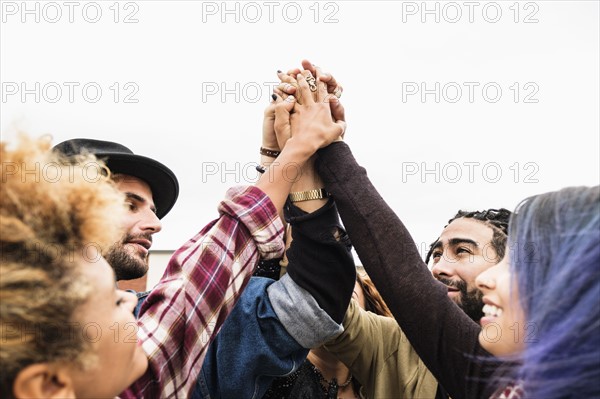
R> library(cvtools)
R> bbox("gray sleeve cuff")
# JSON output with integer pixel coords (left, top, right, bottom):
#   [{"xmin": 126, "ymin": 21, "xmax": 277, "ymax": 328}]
[{"xmin": 267, "ymin": 273, "xmax": 343, "ymax": 348}]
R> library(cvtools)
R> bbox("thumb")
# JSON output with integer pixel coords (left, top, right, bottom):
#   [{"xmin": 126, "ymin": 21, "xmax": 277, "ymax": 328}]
[
  {"xmin": 329, "ymin": 96, "xmax": 345, "ymax": 123},
  {"xmin": 335, "ymin": 120, "xmax": 347, "ymax": 140},
  {"xmin": 274, "ymin": 95, "xmax": 295, "ymax": 142},
  {"xmin": 274, "ymin": 94, "xmax": 295, "ymax": 122}
]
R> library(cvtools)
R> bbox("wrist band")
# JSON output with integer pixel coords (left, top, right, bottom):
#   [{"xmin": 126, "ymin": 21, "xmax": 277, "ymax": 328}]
[
  {"xmin": 288, "ymin": 188, "xmax": 330, "ymax": 203},
  {"xmin": 260, "ymin": 147, "xmax": 281, "ymax": 158}
]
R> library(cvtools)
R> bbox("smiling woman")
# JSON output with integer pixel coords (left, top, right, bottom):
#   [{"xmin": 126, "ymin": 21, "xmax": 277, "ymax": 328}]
[
  {"xmin": 477, "ymin": 186, "xmax": 600, "ymax": 398},
  {"xmin": 0, "ymin": 135, "xmax": 148, "ymax": 398}
]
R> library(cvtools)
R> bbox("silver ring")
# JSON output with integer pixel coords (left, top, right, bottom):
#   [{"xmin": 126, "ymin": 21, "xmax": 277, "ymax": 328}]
[
  {"xmin": 333, "ymin": 86, "xmax": 342, "ymax": 98},
  {"xmin": 305, "ymin": 75, "xmax": 317, "ymax": 92}
]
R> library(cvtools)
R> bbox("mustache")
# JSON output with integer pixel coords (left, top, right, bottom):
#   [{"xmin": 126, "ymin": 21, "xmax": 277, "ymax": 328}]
[
  {"xmin": 122, "ymin": 233, "xmax": 153, "ymax": 245},
  {"xmin": 436, "ymin": 276, "xmax": 467, "ymax": 292}
]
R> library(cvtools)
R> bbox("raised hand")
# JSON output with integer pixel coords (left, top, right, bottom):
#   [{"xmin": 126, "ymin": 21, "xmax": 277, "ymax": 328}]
[
  {"xmin": 262, "ymin": 95, "xmax": 282, "ymax": 152},
  {"xmin": 286, "ymin": 60, "xmax": 343, "ymax": 99},
  {"xmin": 273, "ymin": 71, "xmax": 346, "ymax": 153}
]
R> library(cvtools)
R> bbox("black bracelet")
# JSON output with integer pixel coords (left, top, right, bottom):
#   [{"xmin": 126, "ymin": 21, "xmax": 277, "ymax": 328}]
[{"xmin": 260, "ymin": 147, "xmax": 281, "ymax": 158}]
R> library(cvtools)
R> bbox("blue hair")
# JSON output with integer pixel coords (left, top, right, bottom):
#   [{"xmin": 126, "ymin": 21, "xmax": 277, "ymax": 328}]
[{"xmin": 509, "ymin": 186, "xmax": 600, "ymax": 398}]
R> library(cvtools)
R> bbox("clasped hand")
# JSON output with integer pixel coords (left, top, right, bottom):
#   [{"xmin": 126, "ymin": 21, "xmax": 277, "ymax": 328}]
[{"xmin": 262, "ymin": 60, "xmax": 346, "ymax": 155}]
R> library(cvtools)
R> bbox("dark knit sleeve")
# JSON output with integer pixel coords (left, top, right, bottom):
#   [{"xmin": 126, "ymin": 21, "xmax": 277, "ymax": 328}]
[
  {"xmin": 315, "ymin": 142, "xmax": 493, "ymax": 399},
  {"xmin": 284, "ymin": 198, "xmax": 357, "ymax": 324}
]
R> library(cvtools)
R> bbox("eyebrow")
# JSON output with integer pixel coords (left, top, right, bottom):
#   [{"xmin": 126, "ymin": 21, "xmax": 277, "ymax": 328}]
[
  {"xmin": 448, "ymin": 237, "xmax": 479, "ymax": 248},
  {"xmin": 125, "ymin": 192, "xmax": 157, "ymax": 214}
]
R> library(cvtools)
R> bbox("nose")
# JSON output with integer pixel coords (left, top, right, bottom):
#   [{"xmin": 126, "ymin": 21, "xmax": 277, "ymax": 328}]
[
  {"xmin": 139, "ymin": 208, "xmax": 162, "ymax": 234},
  {"xmin": 431, "ymin": 252, "xmax": 457, "ymax": 279},
  {"xmin": 475, "ymin": 265, "xmax": 497, "ymax": 292}
]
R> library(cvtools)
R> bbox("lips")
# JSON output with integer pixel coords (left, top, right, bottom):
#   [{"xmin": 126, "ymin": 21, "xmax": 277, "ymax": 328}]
[
  {"xmin": 480, "ymin": 298, "xmax": 503, "ymax": 327},
  {"xmin": 437, "ymin": 279, "xmax": 459, "ymax": 293},
  {"xmin": 125, "ymin": 238, "xmax": 152, "ymax": 257},
  {"xmin": 128, "ymin": 238, "xmax": 151, "ymax": 250}
]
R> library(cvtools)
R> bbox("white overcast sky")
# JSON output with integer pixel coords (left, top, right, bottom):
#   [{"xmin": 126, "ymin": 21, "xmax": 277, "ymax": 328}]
[{"xmin": 2, "ymin": 0, "xmax": 599, "ymax": 258}]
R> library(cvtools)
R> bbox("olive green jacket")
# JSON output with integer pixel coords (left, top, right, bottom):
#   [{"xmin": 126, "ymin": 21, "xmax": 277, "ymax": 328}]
[{"xmin": 325, "ymin": 300, "xmax": 438, "ymax": 399}]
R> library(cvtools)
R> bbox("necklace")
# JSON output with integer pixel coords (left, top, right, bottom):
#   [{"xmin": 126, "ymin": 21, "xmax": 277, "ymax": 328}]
[{"xmin": 309, "ymin": 362, "xmax": 355, "ymax": 398}]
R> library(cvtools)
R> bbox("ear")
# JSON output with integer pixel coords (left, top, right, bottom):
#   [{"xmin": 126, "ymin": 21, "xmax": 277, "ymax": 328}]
[{"xmin": 13, "ymin": 363, "xmax": 76, "ymax": 399}]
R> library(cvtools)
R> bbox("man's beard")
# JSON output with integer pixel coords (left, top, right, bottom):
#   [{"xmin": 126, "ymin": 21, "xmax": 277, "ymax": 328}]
[
  {"xmin": 106, "ymin": 234, "xmax": 151, "ymax": 281},
  {"xmin": 437, "ymin": 276, "xmax": 484, "ymax": 322}
]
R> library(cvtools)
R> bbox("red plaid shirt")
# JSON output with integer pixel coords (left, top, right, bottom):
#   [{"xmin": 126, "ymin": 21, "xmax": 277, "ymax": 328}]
[{"xmin": 120, "ymin": 186, "xmax": 284, "ymax": 398}]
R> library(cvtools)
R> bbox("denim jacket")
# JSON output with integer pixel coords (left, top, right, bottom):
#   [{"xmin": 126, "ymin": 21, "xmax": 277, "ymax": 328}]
[
  {"xmin": 133, "ymin": 290, "xmax": 151, "ymax": 318},
  {"xmin": 192, "ymin": 275, "xmax": 342, "ymax": 399}
]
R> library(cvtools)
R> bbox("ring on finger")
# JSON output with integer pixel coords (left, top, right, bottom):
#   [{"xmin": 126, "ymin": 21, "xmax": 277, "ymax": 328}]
[
  {"xmin": 306, "ymin": 76, "xmax": 317, "ymax": 92},
  {"xmin": 333, "ymin": 86, "xmax": 343, "ymax": 98}
]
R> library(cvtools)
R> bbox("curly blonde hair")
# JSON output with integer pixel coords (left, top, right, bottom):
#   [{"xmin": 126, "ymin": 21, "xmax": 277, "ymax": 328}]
[{"xmin": 0, "ymin": 135, "xmax": 126, "ymax": 397}]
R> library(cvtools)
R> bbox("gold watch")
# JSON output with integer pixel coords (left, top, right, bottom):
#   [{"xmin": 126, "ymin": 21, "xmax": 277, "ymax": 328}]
[{"xmin": 288, "ymin": 188, "xmax": 330, "ymax": 203}]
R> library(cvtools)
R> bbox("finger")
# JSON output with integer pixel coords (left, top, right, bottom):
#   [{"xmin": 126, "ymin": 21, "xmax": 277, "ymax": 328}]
[
  {"xmin": 274, "ymin": 94, "xmax": 295, "ymax": 141},
  {"xmin": 277, "ymin": 70, "xmax": 297, "ymax": 85},
  {"xmin": 296, "ymin": 72, "xmax": 314, "ymax": 105},
  {"xmin": 315, "ymin": 67, "xmax": 340, "ymax": 95},
  {"xmin": 329, "ymin": 96, "xmax": 345, "ymax": 123},
  {"xmin": 274, "ymin": 94, "xmax": 295, "ymax": 118},
  {"xmin": 274, "ymin": 87, "xmax": 292, "ymax": 102},
  {"xmin": 301, "ymin": 60, "xmax": 316, "ymax": 76},
  {"xmin": 264, "ymin": 103, "xmax": 276, "ymax": 118},
  {"xmin": 313, "ymin": 64, "xmax": 333, "ymax": 85},
  {"xmin": 286, "ymin": 68, "xmax": 301, "ymax": 78},
  {"xmin": 335, "ymin": 120, "xmax": 347, "ymax": 140},
  {"xmin": 276, "ymin": 82, "xmax": 296, "ymax": 95},
  {"xmin": 315, "ymin": 66, "xmax": 329, "ymax": 103},
  {"xmin": 303, "ymin": 60, "xmax": 334, "ymax": 86},
  {"xmin": 324, "ymin": 73, "xmax": 337, "ymax": 89},
  {"xmin": 264, "ymin": 93, "xmax": 279, "ymax": 114}
]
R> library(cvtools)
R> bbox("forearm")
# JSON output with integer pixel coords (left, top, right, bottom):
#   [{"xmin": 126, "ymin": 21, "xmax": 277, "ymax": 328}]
[
  {"xmin": 195, "ymin": 199, "xmax": 353, "ymax": 397},
  {"xmin": 194, "ymin": 277, "xmax": 308, "ymax": 399},
  {"xmin": 256, "ymin": 138, "xmax": 315, "ymax": 221},
  {"xmin": 285, "ymin": 199, "xmax": 356, "ymax": 324},
  {"xmin": 315, "ymin": 142, "xmax": 484, "ymax": 398},
  {"xmin": 122, "ymin": 187, "xmax": 285, "ymax": 398}
]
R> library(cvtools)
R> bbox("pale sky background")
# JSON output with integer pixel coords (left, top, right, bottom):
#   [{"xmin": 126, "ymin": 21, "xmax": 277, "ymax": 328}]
[{"xmin": 2, "ymin": 0, "xmax": 599, "ymax": 265}]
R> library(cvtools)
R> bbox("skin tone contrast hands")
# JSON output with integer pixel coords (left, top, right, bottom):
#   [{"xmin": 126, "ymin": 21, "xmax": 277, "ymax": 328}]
[
  {"xmin": 282, "ymin": 60, "xmax": 527, "ymax": 363},
  {"xmin": 272, "ymin": 70, "xmax": 346, "ymax": 152},
  {"xmin": 257, "ymin": 62, "xmax": 345, "ymax": 219}
]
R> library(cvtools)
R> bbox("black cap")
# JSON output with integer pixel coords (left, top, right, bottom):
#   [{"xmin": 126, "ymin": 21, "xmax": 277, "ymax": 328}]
[{"xmin": 53, "ymin": 138, "xmax": 179, "ymax": 219}]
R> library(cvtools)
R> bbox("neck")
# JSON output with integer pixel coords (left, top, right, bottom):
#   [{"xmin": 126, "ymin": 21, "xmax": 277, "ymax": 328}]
[{"xmin": 307, "ymin": 347, "xmax": 354, "ymax": 393}]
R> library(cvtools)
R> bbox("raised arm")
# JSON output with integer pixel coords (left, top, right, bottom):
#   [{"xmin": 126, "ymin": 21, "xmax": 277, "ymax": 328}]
[
  {"xmin": 314, "ymin": 136, "xmax": 492, "ymax": 399},
  {"xmin": 191, "ymin": 77, "xmax": 355, "ymax": 399},
  {"xmin": 120, "ymin": 80, "xmax": 345, "ymax": 398},
  {"xmin": 270, "ymin": 61, "xmax": 492, "ymax": 399}
]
